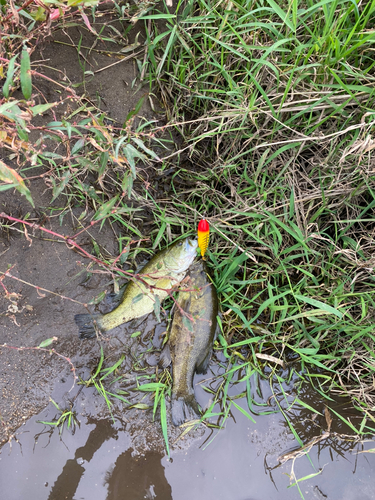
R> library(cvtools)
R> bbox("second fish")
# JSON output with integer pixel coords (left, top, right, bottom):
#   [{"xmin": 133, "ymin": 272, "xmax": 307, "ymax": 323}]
[{"xmin": 160, "ymin": 259, "xmax": 218, "ymax": 426}]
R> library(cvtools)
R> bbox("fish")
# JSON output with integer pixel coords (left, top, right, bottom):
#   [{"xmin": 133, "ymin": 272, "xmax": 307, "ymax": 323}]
[
  {"xmin": 75, "ymin": 237, "xmax": 198, "ymax": 339},
  {"xmin": 159, "ymin": 259, "xmax": 218, "ymax": 426}
]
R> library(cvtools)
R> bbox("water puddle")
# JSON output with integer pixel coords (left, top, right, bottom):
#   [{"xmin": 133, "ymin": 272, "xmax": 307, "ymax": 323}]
[{"xmin": 1, "ymin": 345, "xmax": 374, "ymax": 500}]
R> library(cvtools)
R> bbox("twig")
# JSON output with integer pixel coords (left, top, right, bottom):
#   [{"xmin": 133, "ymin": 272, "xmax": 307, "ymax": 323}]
[
  {"xmin": 0, "ymin": 211, "xmax": 133, "ymax": 277},
  {"xmin": 0, "ymin": 213, "xmax": 200, "ymax": 309},
  {"xmin": 94, "ymin": 49, "xmax": 144, "ymax": 74},
  {"xmin": 4, "ymin": 0, "xmax": 35, "ymax": 22},
  {"xmin": 253, "ymin": 119, "xmax": 375, "ymax": 150},
  {"xmin": 0, "ymin": 270, "xmax": 86, "ymax": 305}
]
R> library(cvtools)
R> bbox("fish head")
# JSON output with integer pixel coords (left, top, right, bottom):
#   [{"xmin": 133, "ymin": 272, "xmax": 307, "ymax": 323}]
[{"xmin": 165, "ymin": 237, "xmax": 198, "ymax": 272}]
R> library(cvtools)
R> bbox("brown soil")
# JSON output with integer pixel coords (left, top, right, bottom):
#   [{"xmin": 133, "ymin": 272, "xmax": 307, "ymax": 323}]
[
  {"xmin": 0, "ymin": 178, "xmax": 116, "ymax": 444},
  {"xmin": 0, "ymin": 7, "xmax": 157, "ymax": 447}
]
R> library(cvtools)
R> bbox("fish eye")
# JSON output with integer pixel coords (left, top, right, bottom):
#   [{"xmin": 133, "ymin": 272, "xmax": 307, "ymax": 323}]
[{"xmin": 178, "ymin": 241, "xmax": 183, "ymax": 246}]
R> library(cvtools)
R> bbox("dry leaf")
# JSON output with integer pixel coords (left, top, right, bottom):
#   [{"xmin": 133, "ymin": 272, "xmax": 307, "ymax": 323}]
[
  {"xmin": 324, "ymin": 406, "xmax": 332, "ymax": 432},
  {"xmin": 256, "ymin": 352, "xmax": 285, "ymax": 368},
  {"xmin": 24, "ymin": 226, "xmax": 32, "ymax": 246}
]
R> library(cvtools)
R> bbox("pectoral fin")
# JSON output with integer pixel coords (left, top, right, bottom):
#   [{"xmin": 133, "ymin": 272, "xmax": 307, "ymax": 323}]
[
  {"xmin": 75, "ymin": 313, "xmax": 102, "ymax": 339},
  {"xmin": 158, "ymin": 343, "xmax": 171, "ymax": 369},
  {"xmin": 106, "ymin": 288, "xmax": 125, "ymax": 309},
  {"xmin": 195, "ymin": 348, "xmax": 212, "ymax": 375}
]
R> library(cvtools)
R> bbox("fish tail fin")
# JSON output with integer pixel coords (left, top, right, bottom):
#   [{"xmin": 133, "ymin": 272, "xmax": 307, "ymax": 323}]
[
  {"xmin": 74, "ymin": 313, "xmax": 103, "ymax": 339},
  {"xmin": 171, "ymin": 392, "xmax": 200, "ymax": 427}
]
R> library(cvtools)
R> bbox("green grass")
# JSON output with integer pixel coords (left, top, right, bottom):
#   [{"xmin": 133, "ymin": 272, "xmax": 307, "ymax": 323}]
[
  {"xmin": 38, "ymin": 398, "xmax": 79, "ymax": 435},
  {"xmin": 1, "ymin": 0, "xmax": 375, "ymax": 478},
  {"xmin": 139, "ymin": 0, "xmax": 375, "ymax": 415}
]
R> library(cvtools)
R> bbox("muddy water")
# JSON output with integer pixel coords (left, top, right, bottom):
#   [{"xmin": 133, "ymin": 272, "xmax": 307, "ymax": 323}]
[{"xmin": 1, "ymin": 337, "xmax": 374, "ymax": 500}]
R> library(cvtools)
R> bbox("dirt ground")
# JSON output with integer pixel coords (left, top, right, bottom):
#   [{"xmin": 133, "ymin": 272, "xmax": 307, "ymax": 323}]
[
  {"xmin": 33, "ymin": 7, "xmax": 156, "ymax": 125},
  {"xmin": 0, "ymin": 178, "xmax": 113, "ymax": 445},
  {"xmin": 0, "ymin": 8, "xmax": 162, "ymax": 447}
]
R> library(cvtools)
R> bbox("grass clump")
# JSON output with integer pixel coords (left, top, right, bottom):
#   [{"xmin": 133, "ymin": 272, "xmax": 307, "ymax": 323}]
[
  {"xmin": 146, "ymin": 0, "xmax": 375, "ymax": 157},
  {"xmin": 142, "ymin": 0, "xmax": 375, "ymax": 416},
  {"xmin": 38, "ymin": 398, "xmax": 79, "ymax": 435}
]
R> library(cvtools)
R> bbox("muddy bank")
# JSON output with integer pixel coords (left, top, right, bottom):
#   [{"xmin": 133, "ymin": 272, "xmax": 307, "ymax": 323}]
[
  {"xmin": 0, "ymin": 180, "xmax": 115, "ymax": 445},
  {"xmin": 1, "ymin": 360, "xmax": 375, "ymax": 500},
  {"xmin": 33, "ymin": 8, "xmax": 155, "ymax": 125},
  {"xmin": 0, "ymin": 6, "xmax": 154, "ymax": 445},
  {"xmin": 0, "ymin": 1, "xmax": 191, "ymax": 450},
  {"xmin": 0, "ymin": 168, "xmax": 205, "ymax": 454},
  {"xmin": 1, "ymin": 6, "xmax": 375, "ymax": 500}
]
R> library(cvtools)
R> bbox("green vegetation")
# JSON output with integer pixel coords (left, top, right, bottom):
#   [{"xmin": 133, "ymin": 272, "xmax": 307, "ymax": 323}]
[
  {"xmin": 38, "ymin": 398, "xmax": 79, "ymax": 435},
  {"xmin": 142, "ymin": 0, "xmax": 375, "ymax": 419},
  {"xmin": 80, "ymin": 346, "xmax": 174, "ymax": 454},
  {"xmin": 1, "ymin": 0, "xmax": 375, "ymax": 462}
]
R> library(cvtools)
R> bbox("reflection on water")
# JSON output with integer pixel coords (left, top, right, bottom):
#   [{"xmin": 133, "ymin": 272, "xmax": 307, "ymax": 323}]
[
  {"xmin": 44, "ymin": 418, "xmax": 172, "ymax": 500},
  {"xmin": 0, "ymin": 364, "xmax": 374, "ymax": 500},
  {"xmin": 47, "ymin": 418, "xmax": 118, "ymax": 500},
  {"xmin": 105, "ymin": 449, "xmax": 172, "ymax": 500}
]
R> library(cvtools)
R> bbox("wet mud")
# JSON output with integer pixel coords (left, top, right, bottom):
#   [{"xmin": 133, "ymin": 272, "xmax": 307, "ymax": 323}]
[
  {"xmin": 1, "ymin": 6, "xmax": 375, "ymax": 500},
  {"xmin": 0, "ymin": 5, "xmax": 154, "ymax": 445},
  {"xmin": 0, "ymin": 181, "xmax": 116, "ymax": 444},
  {"xmin": 33, "ymin": 9, "xmax": 155, "ymax": 126}
]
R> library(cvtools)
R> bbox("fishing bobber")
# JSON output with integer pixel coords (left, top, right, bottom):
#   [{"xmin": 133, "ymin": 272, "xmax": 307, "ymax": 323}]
[{"xmin": 197, "ymin": 219, "xmax": 210, "ymax": 260}]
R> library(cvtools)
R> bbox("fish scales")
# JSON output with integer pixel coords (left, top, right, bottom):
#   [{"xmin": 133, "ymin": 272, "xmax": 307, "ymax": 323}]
[{"xmin": 160, "ymin": 259, "xmax": 218, "ymax": 426}]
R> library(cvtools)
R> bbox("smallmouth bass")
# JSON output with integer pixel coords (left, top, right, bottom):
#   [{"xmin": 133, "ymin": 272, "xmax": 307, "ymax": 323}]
[
  {"xmin": 159, "ymin": 259, "xmax": 218, "ymax": 426},
  {"xmin": 75, "ymin": 237, "xmax": 198, "ymax": 339}
]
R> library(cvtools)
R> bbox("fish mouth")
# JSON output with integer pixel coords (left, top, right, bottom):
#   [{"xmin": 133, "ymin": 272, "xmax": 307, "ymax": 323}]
[
  {"xmin": 174, "ymin": 238, "xmax": 197, "ymax": 270},
  {"xmin": 186, "ymin": 238, "xmax": 198, "ymax": 252}
]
